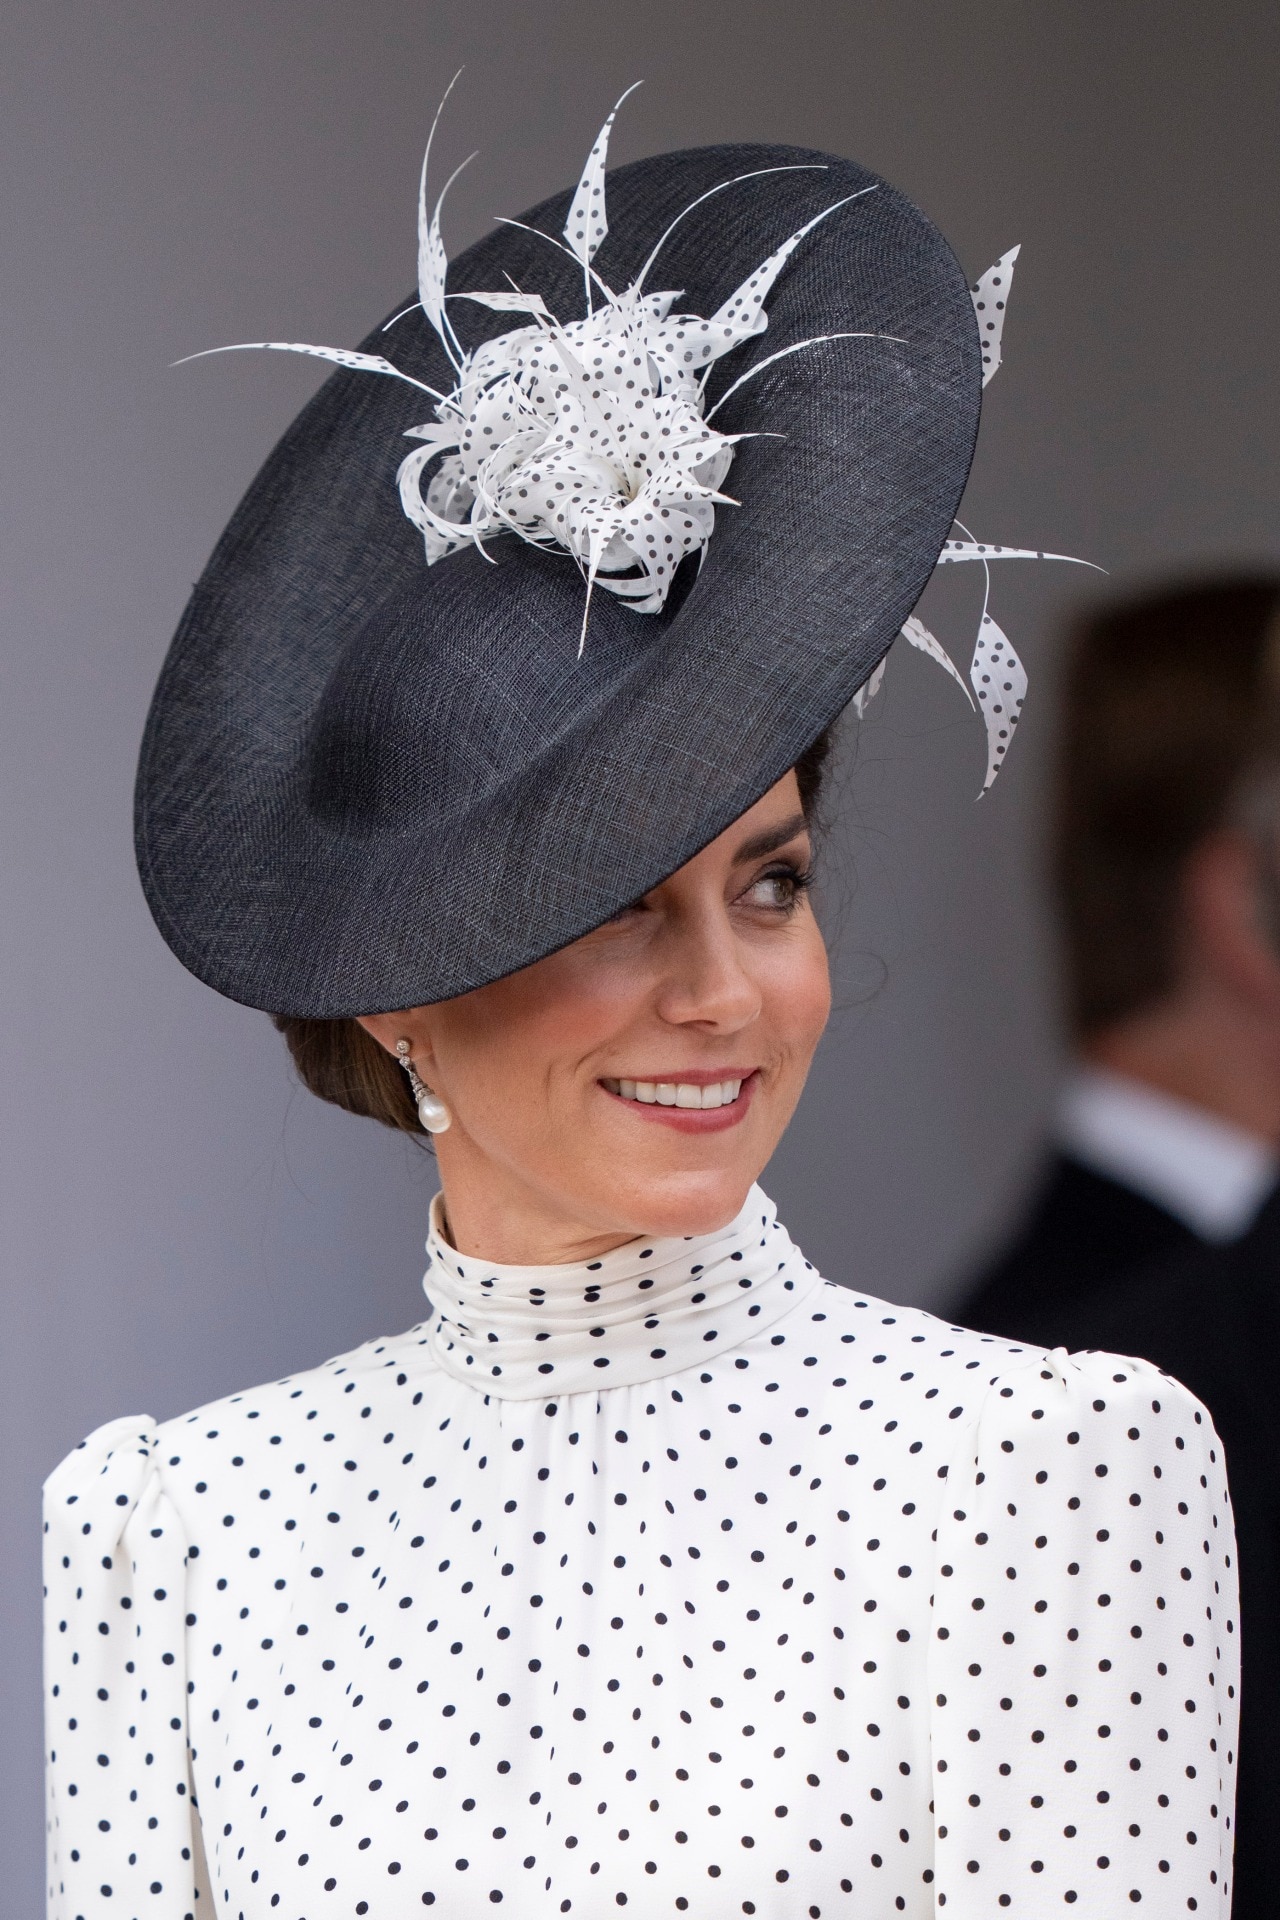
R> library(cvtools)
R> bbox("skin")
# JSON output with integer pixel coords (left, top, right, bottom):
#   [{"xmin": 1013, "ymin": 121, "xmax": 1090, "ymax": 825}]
[
  {"xmin": 1086, "ymin": 828, "xmax": 1280, "ymax": 1143},
  {"xmin": 359, "ymin": 772, "xmax": 831, "ymax": 1265}
]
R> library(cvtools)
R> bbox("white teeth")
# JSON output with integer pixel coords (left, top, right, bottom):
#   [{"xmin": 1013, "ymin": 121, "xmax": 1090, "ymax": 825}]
[{"xmin": 611, "ymin": 1077, "xmax": 745, "ymax": 1109}]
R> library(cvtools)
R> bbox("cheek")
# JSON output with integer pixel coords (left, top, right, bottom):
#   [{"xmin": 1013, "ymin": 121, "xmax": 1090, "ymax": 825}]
[
  {"xmin": 431, "ymin": 948, "xmax": 643, "ymax": 1117},
  {"xmin": 763, "ymin": 922, "xmax": 831, "ymax": 1062}
]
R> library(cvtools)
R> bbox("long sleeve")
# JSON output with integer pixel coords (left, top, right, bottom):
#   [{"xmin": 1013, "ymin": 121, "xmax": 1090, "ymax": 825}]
[
  {"xmin": 44, "ymin": 1416, "xmax": 209, "ymax": 1920},
  {"xmin": 929, "ymin": 1348, "xmax": 1239, "ymax": 1917}
]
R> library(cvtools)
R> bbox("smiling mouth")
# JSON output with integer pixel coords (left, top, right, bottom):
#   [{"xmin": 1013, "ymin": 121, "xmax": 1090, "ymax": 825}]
[{"xmin": 601, "ymin": 1076, "xmax": 747, "ymax": 1111}]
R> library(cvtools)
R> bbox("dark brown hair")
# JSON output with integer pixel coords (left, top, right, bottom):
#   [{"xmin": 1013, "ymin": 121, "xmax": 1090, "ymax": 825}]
[
  {"xmin": 274, "ymin": 723, "xmax": 838, "ymax": 1135},
  {"xmin": 1056, "ymin": 576, "xmax": 1280, "ymax": 1038}
]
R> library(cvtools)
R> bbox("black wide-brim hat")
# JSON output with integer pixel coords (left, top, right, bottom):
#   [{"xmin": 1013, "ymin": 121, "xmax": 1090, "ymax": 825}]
[{"xmin": 136, "ymin": 141, "xmax": 981, "ymax": 1016}]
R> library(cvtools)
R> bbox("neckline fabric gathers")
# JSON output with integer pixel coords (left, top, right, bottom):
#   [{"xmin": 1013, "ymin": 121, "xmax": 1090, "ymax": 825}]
[
  {"xmin": 421, "ymin": 1183, "xmax": 822, "ymax": 1397},
  {"xmin": 44, "ymin": 1190, "xmax": 1239, "ymax": 1918}
]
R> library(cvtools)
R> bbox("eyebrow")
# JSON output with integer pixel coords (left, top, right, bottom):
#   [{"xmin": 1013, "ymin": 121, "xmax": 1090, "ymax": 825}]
[{"xmin": 731, "ymin": 811, "xmax": 810, "ymax": 865}]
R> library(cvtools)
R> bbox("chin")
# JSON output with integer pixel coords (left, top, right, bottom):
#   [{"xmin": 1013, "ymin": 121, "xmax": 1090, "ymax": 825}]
[{"xmin": 610, "ymin": 1165, "xmax": 760, "ymax": 1242}]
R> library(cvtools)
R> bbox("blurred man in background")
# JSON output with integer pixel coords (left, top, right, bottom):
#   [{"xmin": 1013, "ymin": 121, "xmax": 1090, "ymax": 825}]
[
  {"xmin": 966, "ymin": 575, "xmax": 1280, "ymax": 1340},
  {"xmin": 962, "ymin": 573, "xmax": 1280, "ymax": 1919}
]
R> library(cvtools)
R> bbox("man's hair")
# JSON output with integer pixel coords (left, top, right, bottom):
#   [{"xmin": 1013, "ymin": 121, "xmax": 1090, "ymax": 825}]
[{"xmin": 1056, "ymin": 574, "xmax": 1280, "ymax": 1039}]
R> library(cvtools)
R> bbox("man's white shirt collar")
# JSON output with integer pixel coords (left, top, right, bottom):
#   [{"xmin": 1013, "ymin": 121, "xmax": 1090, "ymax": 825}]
[{"xmin": 1056, "ymin": 1063, "xmax": 1277, "ymax": 1243}]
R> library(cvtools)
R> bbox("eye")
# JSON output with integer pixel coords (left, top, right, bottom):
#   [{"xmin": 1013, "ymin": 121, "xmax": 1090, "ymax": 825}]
[{"xmin": 742, "ymin": 863, "xmax": 811, "ymax": 912}]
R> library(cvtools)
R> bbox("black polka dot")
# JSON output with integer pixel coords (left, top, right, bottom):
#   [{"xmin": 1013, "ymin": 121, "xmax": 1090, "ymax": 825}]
[{"xmin": 44, "ymin": 1186, "xmax": 1237, "ymax": 1914}]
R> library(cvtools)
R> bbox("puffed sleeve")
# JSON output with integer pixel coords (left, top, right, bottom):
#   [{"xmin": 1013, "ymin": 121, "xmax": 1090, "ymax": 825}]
[
  {"xmin": 44, "ymin": 1416, "xmax": 210, "ymax": 1919},
  {"xmin": 928, "ymin": 1349, "xmax": 1238, "ymax": 1917}
]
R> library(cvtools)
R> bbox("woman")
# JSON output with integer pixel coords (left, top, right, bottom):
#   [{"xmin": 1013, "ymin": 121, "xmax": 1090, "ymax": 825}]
[{"xmin": 45, "ymin": 91, "xmax": 1237, "ymax": 1917}]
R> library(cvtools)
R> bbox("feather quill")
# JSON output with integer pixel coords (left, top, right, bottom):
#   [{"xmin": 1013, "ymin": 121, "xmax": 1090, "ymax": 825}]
[
  {"xmin": 416, "ymin": 72, "xmax": 468, "ymax": 360},
  {"xmin": 563, "ymin": 83, "xmax": 643, "ymax": 272},
  {"xmin": 901, "ymin": 615, "xmax": 974, "ymax": 706},
  {"xmin": 970, "ymin": 246, "xmax": 1020, "ymax": 388},
  {"xmin": 173, "ymin": 341, "xmax": 445, "ymax": 399},
  {"xmin": 971, "ymin": 609, "xmax": 1027, "ymax": 791},
  {"xmin": 181, "ymin": 84, "xmax": 1092, "ymax": 793},
  {"xmin": 852, "ymin": 657, "xmax": 886, "ymax": 718},
  {"xmin": 937, "ymin": 538, "xmax": 1100, "ymax": 569}
]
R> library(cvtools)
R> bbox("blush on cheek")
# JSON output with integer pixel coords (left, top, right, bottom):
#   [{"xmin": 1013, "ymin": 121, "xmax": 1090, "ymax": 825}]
[
  {"xmin": 765, "ymin": 924, "xmax": 831, "ymax": 1059},
  {"xmin": 430, "ymin": 957, "xmax": 624, "ymax": 1142}
]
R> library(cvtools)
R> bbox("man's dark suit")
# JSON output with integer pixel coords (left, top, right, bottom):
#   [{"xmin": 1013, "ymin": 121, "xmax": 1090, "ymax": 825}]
[
  {"xmin": 962, "ymin": 1161, "xmax": 1279, "ymax": 1919},
  {"xmin": 962, "ymin": 1152, "xmax": 1201, "ymax": 1346}
]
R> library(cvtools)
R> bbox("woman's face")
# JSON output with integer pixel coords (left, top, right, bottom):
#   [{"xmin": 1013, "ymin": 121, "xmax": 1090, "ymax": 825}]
[{"xmin": 359, "ymin": 772, "xmax": 831, "ymax": 1263}]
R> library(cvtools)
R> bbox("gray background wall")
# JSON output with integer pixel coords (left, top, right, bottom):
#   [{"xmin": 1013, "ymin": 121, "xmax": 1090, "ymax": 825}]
[{"xmin": 4, "ymin": 0, "xmax": 1278, "ymax": 1904}]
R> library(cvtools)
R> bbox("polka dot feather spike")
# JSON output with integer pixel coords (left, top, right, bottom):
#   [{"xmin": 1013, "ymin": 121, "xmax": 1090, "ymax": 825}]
[{"xmin": 176, "ymin": 78, "xmax": 1095, "ymax": 786}]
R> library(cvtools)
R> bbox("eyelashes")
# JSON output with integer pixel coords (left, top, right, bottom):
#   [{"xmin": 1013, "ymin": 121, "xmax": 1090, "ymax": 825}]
[
  {"xmin": 743, "ymin": 859, "xmax": 814, "ymax": 913},
  {"xmin": 600, "ymin": 856, "xmax": 815, "ymax": 929}
]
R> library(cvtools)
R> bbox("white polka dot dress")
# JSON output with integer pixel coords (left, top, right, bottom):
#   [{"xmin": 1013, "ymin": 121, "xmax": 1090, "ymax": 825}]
[{"xmin": 44, "ymin": 1187, "xmax": 1239, "ymax": 1918}]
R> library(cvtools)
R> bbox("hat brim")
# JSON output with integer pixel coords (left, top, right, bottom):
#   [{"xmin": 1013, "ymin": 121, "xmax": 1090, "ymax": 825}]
[{"xmin": 136, "ymin": 142, "xmax": 981, "ymax": 1016}]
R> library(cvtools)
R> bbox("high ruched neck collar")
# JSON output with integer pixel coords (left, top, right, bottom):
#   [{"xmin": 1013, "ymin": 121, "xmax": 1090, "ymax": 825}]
[{"xmin": 421, "ymin": 1185, "xmax": 823, "ymax": 1399}]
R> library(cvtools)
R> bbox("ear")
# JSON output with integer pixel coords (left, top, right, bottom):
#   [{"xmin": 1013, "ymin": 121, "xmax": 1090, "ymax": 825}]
[
  {"xmin": 356, "ymin": 1010, "xmax": 436, "ymax": 1065},
  {"xmin": 1183, "ymin": 832, "xmax": 1280, "ymax": 1005}
]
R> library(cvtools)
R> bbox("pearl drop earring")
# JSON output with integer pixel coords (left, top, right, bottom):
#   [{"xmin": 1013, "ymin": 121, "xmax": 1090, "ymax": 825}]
[{"xmin": 395, "ymin": 1039, "xmax": 452, "ymax": 1134}]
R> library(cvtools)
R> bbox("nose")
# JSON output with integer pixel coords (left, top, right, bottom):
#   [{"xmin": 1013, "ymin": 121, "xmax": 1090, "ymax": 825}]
[{"xmin": 651, "ymin": 901, "xmax": 763, "ymax": 1033}]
